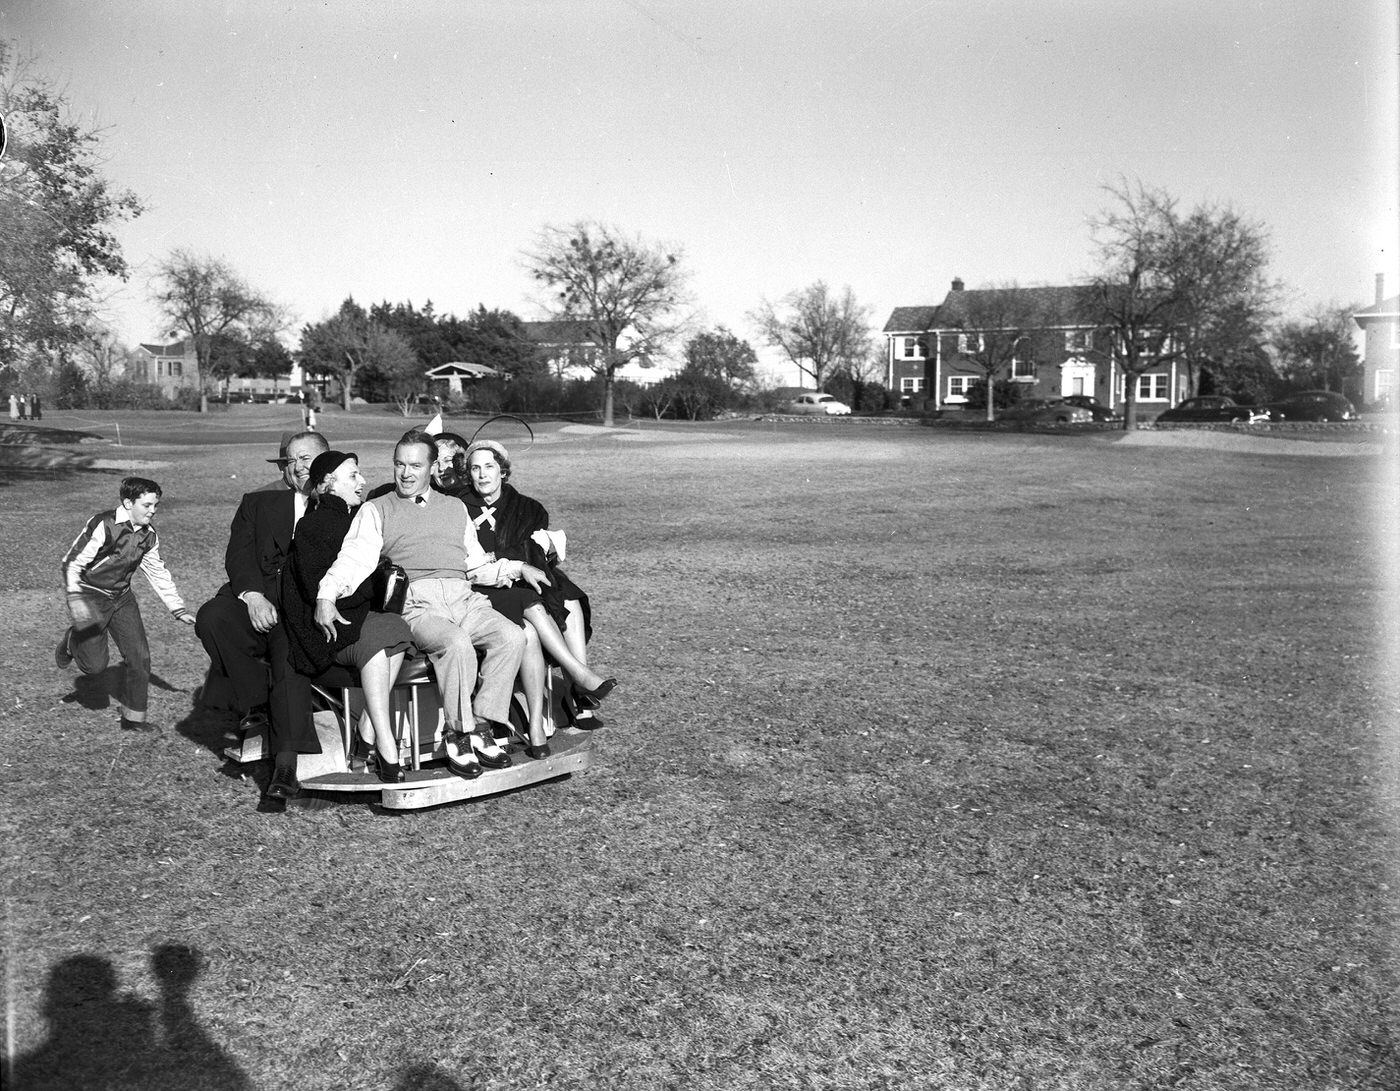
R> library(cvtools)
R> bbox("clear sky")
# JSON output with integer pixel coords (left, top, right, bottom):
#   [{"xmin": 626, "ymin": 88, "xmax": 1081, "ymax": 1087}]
[{"xmin": 4, "ymin": 0, "xmax": 1396, "ymax": 384}]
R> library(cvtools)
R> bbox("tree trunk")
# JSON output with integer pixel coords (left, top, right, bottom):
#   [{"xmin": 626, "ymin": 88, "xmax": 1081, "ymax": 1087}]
[
  {"xmin": 1123, "ymin": 386, "xmax": 1138, "ymax": 430},
  {"xmin": 603, "ymin": 374, "xmax": 615, "ymax": 427}
]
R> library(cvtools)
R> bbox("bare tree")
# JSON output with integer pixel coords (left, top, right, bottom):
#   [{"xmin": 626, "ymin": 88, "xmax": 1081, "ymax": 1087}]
[
  {"xmin": 940, "ymin": 283, "xmax": 1049, "ymax": 421},
  {"xmin": 149, "ymin": 249, "xmax": 280, "ymax": 412},
  {"xmin": 523, "ymin": 221, "xmax": 690, "ymax": 426},
  {"xmin": 1088, "ymin": 180, "xmax": 1277, "ymax": 428},
  {"xmin": 74, "ymin": 321, "xmax": 135, "ymax": 394},
  {"xmin": 750, "ymin": 282, "xmax": 869, "ymax": 392},
  {"xmin": 1087, "ymin": 184, "xmax": 1188, "ymax": 429}
]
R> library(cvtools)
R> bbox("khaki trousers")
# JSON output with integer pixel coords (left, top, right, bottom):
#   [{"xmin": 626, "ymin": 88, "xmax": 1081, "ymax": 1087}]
[{"xmin": 403, "ymin": 577, "xmax": 525, "ymax": 729}]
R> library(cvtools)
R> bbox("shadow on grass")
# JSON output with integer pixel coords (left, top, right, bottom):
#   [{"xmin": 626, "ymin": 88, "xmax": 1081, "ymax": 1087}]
[
  {"xmin": 6, "ymin": 945, "xmax": 251, "ymax": 1091},
  {"xmin": 0, "ymin": 442, "xmax": 103, "ymax": 486},
  {"xmin": 58, "ymin": 669, "xmax": 114, "ymax": 711},
  {"xmin": 58, "ymin": 670, "xmax": 181, "ymax": 713}
]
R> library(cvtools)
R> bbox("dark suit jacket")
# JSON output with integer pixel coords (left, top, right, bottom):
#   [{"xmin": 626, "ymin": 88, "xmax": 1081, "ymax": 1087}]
[{"xmin": 222, "ymin": 481, "xmax": 297, "ymax": 606}]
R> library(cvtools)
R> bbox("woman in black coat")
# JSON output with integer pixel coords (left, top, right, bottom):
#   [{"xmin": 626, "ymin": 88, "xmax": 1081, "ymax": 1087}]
[
  {"xmin": 450, "ymin": 440, "xmax": 616, "ymax": 753},
  {"xmin": 281, "ymin": 451, "xmax": 414, "ymax": 782}
]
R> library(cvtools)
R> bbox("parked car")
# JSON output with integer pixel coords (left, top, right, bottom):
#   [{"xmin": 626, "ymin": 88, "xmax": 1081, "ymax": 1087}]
[
  {"xmin": 1259, "ymin": 390, "xmax": 1358, "ymax": 422},
  {"xmin": 1154, "ymin": 396, "xmax": 1268, "ymax": 424},
  {"xmin": 787, "ymin": 392, "xmax": 852, "ymax": 415},
  {"xmin": 1061, "ymin": 395, "xmax": 1122, "ymax": 422},
  {"xmin": 998, "ymin": 398, "xmax": 1093, "ymax": 424}
]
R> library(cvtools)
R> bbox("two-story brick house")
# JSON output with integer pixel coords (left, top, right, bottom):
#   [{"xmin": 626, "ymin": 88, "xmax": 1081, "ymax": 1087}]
[
  {"xmin": 883, "ymin": 278, "xmax": 1182, "ymax": 412},
  {"xmin": 1352, "ymin": 274, "xmax": 1398, "ymax": 407}
]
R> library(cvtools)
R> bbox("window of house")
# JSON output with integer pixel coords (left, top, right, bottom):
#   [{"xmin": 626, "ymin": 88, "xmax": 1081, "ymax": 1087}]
[
  {"xmin": 172, "ymin": 361, "xmax": 183, "ymax": 378},
  {"xmin": 1376, "ymin": 369, "xmax": 1394, "ymax": 399},
  {"xmin": 900, "ymin": 377, "xmax": 926, "ymax": 393},
  {"xmin": 1065, "ymin": 329, "xmax": 1093, "ymax": 353},
  {"xmin": 1136, "ymin": 373, "xmax": 1169, "ymax": 401},
  {"xmin": 957, "ymin": 332, "xmax": 983, "ymax": 354},
  {"xmin": 898, "ymin": 337, "xmax": 924, "ymax": 360},
  {"xmin": 1009, "ymin": 336, "xmax": 1034, "ymax": 380},
  {"xmin": 947, "ymin": 375, "xmax": 975, "ymax": 399}
]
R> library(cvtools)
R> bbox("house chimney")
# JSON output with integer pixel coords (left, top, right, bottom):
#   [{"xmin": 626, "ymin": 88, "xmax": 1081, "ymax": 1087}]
[
  {"xmin": 951, "ymin": 277, "xmax": 964, "ymax": 292},
  {"xmin": 1377, "ymin": 273, "xmax": 1385, "ymax": 304}
]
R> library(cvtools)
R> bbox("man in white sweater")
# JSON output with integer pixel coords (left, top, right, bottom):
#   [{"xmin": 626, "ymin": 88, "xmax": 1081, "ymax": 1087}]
[{"xmin": 315, "ymin": 431, "xmax": 541, "ymax": 778}]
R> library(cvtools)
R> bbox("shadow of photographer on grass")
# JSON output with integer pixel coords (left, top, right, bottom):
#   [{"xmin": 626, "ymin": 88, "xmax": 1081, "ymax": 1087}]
[
  {"xmin": 7, "ymin": 946, "xmax": 250, "ymax": 1091},
  {"xmin": 8, "ymin": 946, "xmax": 472, "ymax": 1090}
]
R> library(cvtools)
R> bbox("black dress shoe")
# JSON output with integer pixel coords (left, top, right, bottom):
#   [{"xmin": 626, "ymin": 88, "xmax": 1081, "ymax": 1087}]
[
  {"xmin": 55, "ymin": 632, "xmax": 73, "ymax": 669},
  {"xmin": 525, "ymin": 742, "xmax": 552, "ymax": 760},
  {"xmin": 444, "ymin": 732, "xmax": 483, "ymax": 779},
  {"xmin": 265, "ymin": 766, "xmax": 301, "ymax": 800},
  {"xmin": 447, "ymin": 752, "xmax": 482, "ymax": 779},
  {"xmin": 120, "ymin": 717, "xmax": 159, "ymax": 733},
  {"xmin": 474, "ymin": 744, "xmax": 513, "ymax": 770},
  {"xmin": 239, "ymin": 706, "xmax": 270, "ymax": 732}
]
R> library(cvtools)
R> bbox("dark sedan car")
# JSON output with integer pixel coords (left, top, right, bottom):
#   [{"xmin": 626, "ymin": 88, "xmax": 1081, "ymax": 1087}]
[
  {"xmin": 1155, "ymin": 396, "xmax": 1268, "ymax": 424},
  {"xmin": 1061, "ymin": 395, "xmax": 1122, "ymax": 422},
  {"xmin": 1259, "ymin": 390, "xmax": 1357, "ymax": 422},
  {"xmin": 998, "ymin": 398, "xmax": 1092, "ymax": 424}
]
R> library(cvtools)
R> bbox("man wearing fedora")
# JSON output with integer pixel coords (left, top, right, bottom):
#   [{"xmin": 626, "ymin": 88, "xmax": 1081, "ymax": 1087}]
[{"xmin": 196, "ymin": 430, "xmax": 330, "ymax": 801}]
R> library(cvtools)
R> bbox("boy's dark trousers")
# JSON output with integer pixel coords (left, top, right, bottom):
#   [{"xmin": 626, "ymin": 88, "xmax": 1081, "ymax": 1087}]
[{"xmin": 66, "ymin": 589, "xmax": 150, "ymax": 721}]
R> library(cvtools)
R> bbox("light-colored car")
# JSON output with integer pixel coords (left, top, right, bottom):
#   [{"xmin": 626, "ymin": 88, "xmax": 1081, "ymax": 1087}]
[
  {"xmin": 787, "ymin": 392, "xmax": 852, "ymax": 415},
  {"xmin": 997, "ymin": 398, "xmax": 1093, "ymax": 424}
]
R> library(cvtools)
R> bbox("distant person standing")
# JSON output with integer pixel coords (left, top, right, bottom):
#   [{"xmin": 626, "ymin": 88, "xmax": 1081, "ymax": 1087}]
[
  {"xmin": 30, "ymin": 392, "xmax": 41, "ymax": 420},
  {"xmin": 8, "ymin": 392, "xmax": 17, "ymax": 421},
  {"xmin": 57, "ymin": 476, "xmax": 197, "ymax": 732},
  {"xmin": 18, "ymin": 393, "xmax": 28, "ymax": 420}
]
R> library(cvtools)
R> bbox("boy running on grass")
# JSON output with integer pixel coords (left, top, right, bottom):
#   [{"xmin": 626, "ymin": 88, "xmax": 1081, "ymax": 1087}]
[{"xmin": 56, "ymin": 476, "xmax": 197, "ymax": 732}]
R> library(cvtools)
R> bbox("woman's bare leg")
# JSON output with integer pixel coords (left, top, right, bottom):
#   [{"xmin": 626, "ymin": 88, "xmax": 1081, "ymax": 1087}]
[
  {"xmin": 523, "ymin": 604, "xmax": 605, "ymax": 692},
  {"xmin": 520, "ymin": 626, "xmax": 548, "ymax": 748},
  {"xmin": 562, "ymin": 599, "xmax": 588, "ymax": 666},
  {"xmin": 358, "ymin": 649, "xmax": 405, "ymax": 765}
]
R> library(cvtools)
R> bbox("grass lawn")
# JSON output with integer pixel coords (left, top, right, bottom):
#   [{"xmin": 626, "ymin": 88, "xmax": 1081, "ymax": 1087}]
[{"xmin": 3, "ymin": 409, "xmax": 1398, "ymax": 1090}]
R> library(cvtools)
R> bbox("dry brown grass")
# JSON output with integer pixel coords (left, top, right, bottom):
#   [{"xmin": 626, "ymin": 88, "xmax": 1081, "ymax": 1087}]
[{"xmin": 3, "ymin": 409, "xmax": 1398, "ymax": 1090}]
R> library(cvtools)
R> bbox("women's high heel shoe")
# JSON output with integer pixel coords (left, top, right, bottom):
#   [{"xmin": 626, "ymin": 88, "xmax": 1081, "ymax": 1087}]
[
  {"xmin": 370, "ymin": 750, "xmax": 405, "ymax": 784},
  {"xmin": 573, "ymin": 678, "xmax": 618, "ymax": 708},
  {"xmin": 351, "ymin": 732, "xmax": 375, "ymax": 772}
]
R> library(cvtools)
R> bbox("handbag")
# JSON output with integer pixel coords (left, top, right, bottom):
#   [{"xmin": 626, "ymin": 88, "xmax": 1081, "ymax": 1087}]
[{"xmin": 371, "ymin": 558, "xmax": 409, "ymax": 614}]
